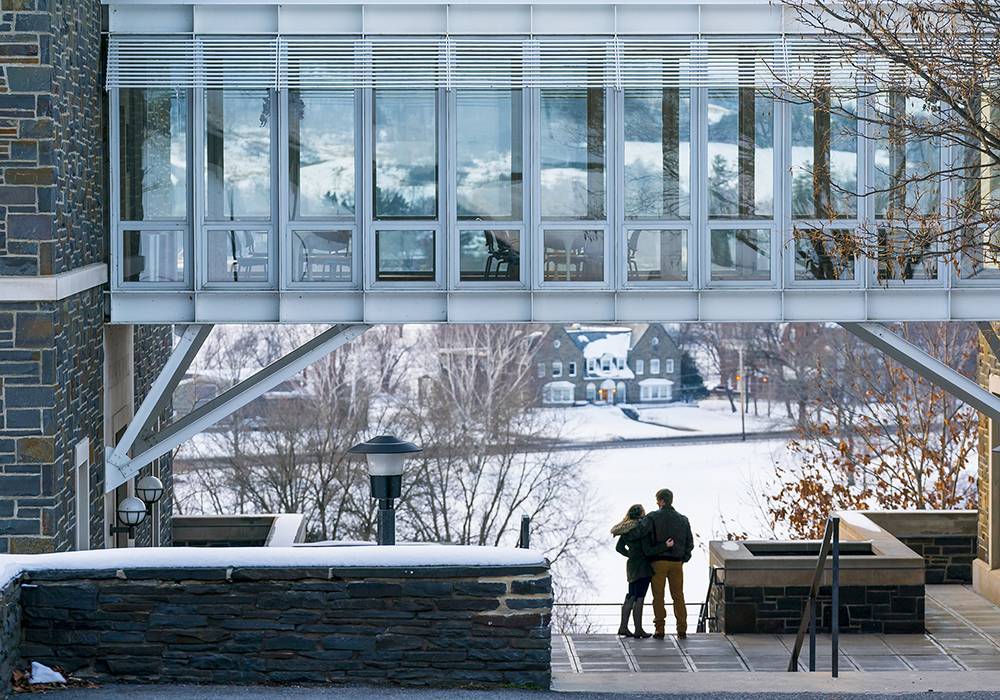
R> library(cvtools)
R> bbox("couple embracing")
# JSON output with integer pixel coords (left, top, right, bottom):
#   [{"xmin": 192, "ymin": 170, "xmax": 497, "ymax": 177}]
[{"xmin": 610, "ymin": 488, "xmax": 694, "ymax": 640}]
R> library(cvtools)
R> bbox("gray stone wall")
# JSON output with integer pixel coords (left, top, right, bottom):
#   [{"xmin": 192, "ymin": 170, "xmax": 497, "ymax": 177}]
[
  {"xmin": 896, "ymin": 534, "xmax": 976, "ymax": 585},
  {"xmin": 1, "ymin": 575, "xmax": 20, "ymax": 700},
  {"xmin": 978, "ymin": 325, "xmax": 997, "ymax": 566},
  {"xmin": 18, "ymin": 564, "xmax": 552, "ymax": 689},
  {"xmin": 0, "ymin": 287, "xmax": 105, "ymax": 554},
  {"xmin": 710, "ymin": 584, "xmax": 924, "ymax": 635}
]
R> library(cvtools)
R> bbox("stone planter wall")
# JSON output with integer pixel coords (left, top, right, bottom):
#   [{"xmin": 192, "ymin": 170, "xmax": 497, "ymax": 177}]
[
  {"xmin": 710, "ymin": 583, "xmax": 924, "ymax": 635},
  {"xmin": 854, "ymin": 511, "xmax": 978, "ymax": 585},
  {"xmin": 17, "ymin": 564, "xmax": 551, "ymax": 689},
  {"xmin": 1, "ymin": 575, "xmax": 20, "ymax": 700}
]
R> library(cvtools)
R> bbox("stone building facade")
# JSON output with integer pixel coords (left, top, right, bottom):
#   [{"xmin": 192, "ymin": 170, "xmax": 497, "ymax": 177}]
[
  {"xmin": 0, "ymin": 0, "xmax": 173, "ymax": 554},
  {"xmin": 975, "ymin": 324, "xmax": 1000, "ymax": 604}
]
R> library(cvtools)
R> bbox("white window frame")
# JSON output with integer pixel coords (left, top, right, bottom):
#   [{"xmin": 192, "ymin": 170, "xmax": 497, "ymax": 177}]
[
  {"xmin": 651, "ymin": 358, "xmax": 661, "ymax": 374},
  {"xmin": 636, "ymin": 359, "xmax": 644, "ymax": 375},
  {"xmin": 110, "ymin": 88, "xmax": 195, "ymax": 291},
  {"xmin": 552, "ymin": 361, "xmax": 563, "ymax": 377},
  {"xmin": 281, "ymin": 88, "xmax": 362, "ymax": 290}
]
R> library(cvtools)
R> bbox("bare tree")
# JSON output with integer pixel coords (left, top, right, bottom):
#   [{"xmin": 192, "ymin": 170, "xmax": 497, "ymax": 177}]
[
  {"xmin": 768, "ymin": 322, "xmax": 979, "ymax": 538},
  {"xmin": 775, "ymin": 0, "xmax": 1000, "ymax": 277}
]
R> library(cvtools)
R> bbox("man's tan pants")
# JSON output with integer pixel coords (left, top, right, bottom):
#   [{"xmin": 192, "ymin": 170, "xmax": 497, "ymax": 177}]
[{"xmin": 650, "ymin": 560, "xmax": 686, "ymax": 635}]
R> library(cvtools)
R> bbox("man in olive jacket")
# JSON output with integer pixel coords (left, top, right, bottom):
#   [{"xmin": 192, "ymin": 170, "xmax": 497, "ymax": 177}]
[{"xmin": 642, "ymin": 488, "xmax": 694, "ymax": 639}]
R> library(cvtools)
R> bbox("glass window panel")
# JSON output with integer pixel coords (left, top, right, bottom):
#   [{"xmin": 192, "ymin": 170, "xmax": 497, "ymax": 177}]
[
  {"xmin": 540, "ymin": 89, "xmax": 606, "ymax": 220},
  {"xmin": 793, "ymin": 229, "xmax": 856, "ymax": 281},
  {"xmin": 288, "ymin": 90, "xmax": 355, "ymax": 219},
  {"xmin": 456, "ymin": 90, "xmax": 523, "ymax": 221},
  {"xmin": 459, "ymin": 229, "xmax": 520, "ymax": 282},
  {"xmin": 291, "ymin": 230, "xmax": 352, "ymax": 283},
  {"xmin": 205, "ymin": 89, "xmax": 272, "ymax": 220},
  {"xmin": 877, "ymin": 226, "xmax": 938, "ymax": 281},
  {"xmin": 873, "ymin": 94, "xmax": 940, "ymax": 218},
  {"xmin": 961, "ymin": 227, "xmax": 1000, "ymax": 280},
  {"xmin": 710, "ymin": 228, "xmax": 771, "ymax": 281},
  {"xmin": 627, "ymin": 229, "xmax": 687, "ymax": 282},
  {"xmin": 543, "ymin": 229, "xmax": 604, "ymax": 282},
  {"xmin": 122, "ymin": 230, "xmax": 185, "ymax": 283},
  {"xmin": 707, "ymin": 89, "xmax": 774, "ymax": 219},
  {"xmin": 375, "ymin": 229, "xmax": 435, "ymax": 282},
  {"xmin": 624, "ymin": 89, "xmax": 691, "ymax": 219},
  {"xmin": 119, "ymin": 88, "xmax": 187, "ymax": 220},
  {"xmin": 206, "ymin": 229, "xmax": 271, "ymax": 283},
  {"xmin": 791, "ymin": 92, "xmax": 857, "ymax": 219},
  {"xmin": 374, "ymin": 90, "xmax": 438, "ymax": 219}
]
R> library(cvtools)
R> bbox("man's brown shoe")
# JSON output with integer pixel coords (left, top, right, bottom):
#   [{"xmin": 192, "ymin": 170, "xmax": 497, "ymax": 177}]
[
  {"xmin": 677, "ymin": 632, "xmax": 687, "ymax": 639},
  {"xmin": 653, "ymin": 631, "xmax": 665, "ymax": 640}
]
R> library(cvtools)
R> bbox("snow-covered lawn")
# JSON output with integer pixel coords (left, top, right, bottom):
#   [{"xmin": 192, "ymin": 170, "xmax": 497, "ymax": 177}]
[
  {"xmin": 574, "ymin": 438, "xmax": 791, "ymax": 606},
  {"xmin": 541, "ymin": 399, "xmax": 793, "ymax": 443},
  {"xmin": 635, "ymin": 399, "xmax": 792, "ymax": 434}
]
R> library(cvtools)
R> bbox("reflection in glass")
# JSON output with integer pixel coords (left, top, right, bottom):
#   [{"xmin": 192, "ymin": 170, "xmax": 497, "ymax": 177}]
[
  {"xmin": 873, "ymin": 94, "xmax": 940, "ymax": 217},
  {"xmin": 374, "ymin": 90, "xmax": 438, "ymax": 219},
  {"xmin": 375, "ymin": 229, "xmax": 435, "ymax": 282},
  {"xmin": 791, "ymin": 93, "xmax": 857, "ymax": 219},
  {"xmin": 543, "ymin": 229, "xmax": 604, "ymax": 282},
  {"xmin": 707, "ymin": 89, "xmax": 774, "ymax": 219},
  {"xmin": 206, "ymin": 229, "xmax": 270, "ymax": 283},
  {"xmin": 624, "ymin": 89, "xmax": 691, "ymax": 219},
  {"xmin": 627, "ymin": 229, "xmax": 687, "ymax": 282},
  {"xmin": 540, "ymin": 89, "xmax": 605, "ymax": 220},
  {"xmin": 289, "ymin": 90, "xmax": 355, "ymax": 219},
  {"xmin": 205, "ymin": 89, "xmax": 271, "ymax": 220},
  {"xmin": 710, "ymin": 229, "xmax": 771, "ymax": 281},
  {"xmin": 456, "ymin": 90, "xmax": 522, "ymax": 220},
  {"xmin": 119, "ymin": 88, "xmax": 187, "ymax": 220},
  {"xmin": 122, "ymin": 230, "xmax": 185, "ymax": 283},
  {"xmin": 877, "ymin": 226, "xmax": 938, "ymax": 281},
  {"xmin": 459, "ymin": 229, "xmax": 520, "ymax": 282},
  {"xmin": 793, "ymin": 229, "xmax": 855, "ymax": 281},
  {"xmin": 292, "ymin": 230, "xmax": 352, "ymax": 283}
]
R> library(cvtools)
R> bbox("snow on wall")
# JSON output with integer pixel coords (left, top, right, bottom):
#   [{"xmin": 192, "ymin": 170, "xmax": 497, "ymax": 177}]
[{"xmin": 0, "ymin": 544, "xmax": 547, "ymax": 588}]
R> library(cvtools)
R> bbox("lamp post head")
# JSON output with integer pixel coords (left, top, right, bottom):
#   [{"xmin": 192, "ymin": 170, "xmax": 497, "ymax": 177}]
[
  {"xmin": 349, "ymin": 435, "xmax": 421, "ymax": 477},
  {"xmin": 136, "ymin": 475, "xmax": 164, "ymax": 507},
  {"xmin": 117, "ymin": 496, "xmax": 148, "ymax": 527}
]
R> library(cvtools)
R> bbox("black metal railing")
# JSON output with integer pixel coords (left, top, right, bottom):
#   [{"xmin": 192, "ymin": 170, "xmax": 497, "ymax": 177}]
[
  {"xmin": 696, "ymin": 566, "xmax": 724, "ymax": 633},
  {"xmin": 787, "ymin": 515, "xmax": 841, "ymax": 677}
]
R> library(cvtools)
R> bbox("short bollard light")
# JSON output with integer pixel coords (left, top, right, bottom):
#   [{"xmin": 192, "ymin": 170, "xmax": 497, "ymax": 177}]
[
  {"xmin": 110, "ymin": 496, "xmax": 147, "ymax": 539},
  {"xmin": 348, "ymin": 435, "xmax": 421, "ymax": 546},
  {"xmin": 135, "ymin": 475, "xmax": 164, "ymax": 514}
]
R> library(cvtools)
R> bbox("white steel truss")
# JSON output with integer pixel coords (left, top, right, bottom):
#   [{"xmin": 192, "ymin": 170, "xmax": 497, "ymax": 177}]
[
  {"xmin": 104, "ymin": 323, "xmax": 369, "ymax": 492},
  {"xmin": 841, "ymin": 322, "xmax": 1000, "ymax": 423}
]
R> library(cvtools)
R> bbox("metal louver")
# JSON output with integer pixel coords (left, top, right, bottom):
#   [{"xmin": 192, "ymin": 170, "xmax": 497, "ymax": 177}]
[{"xmin": 107, "ymin": 35, "xmax": 895, "ymax": 90}]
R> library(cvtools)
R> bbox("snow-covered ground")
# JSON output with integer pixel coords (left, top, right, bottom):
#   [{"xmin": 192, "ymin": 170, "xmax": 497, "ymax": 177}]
[
  {"xmin": 543, "ymin": 399, "xmax": 793, "ymax": 443},
  {"xmin": 574, "ymin": 438, "xmax": 791, "ymax": 607}
]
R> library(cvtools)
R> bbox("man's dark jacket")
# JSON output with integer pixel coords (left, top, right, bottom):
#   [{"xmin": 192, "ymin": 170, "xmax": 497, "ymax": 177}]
[{"xmin": 642, "ymin": 505, "xmax": 694, "ymax": 563}]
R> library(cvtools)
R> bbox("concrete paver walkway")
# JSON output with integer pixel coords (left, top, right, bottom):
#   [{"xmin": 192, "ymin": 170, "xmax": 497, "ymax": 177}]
[{"xmin": 554, "ymin": 585, "xmax": 1000, "ymax": 674}]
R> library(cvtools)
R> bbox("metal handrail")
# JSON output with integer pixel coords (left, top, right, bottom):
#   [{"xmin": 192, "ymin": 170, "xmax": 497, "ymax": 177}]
[
  {"xmin": 697, "ymin": 566, "xmax": 724, "ymax": 633},
  {"xmin": 787, "ymin": 515, "xmax": 841, "ymax": 677}
]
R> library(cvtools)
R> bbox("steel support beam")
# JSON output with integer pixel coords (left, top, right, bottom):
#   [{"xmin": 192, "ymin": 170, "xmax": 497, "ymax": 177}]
[
  {"xmin": 840, "ymin": 322, "xmax": 1000, "ymax": 422},
  {"xmin": 105, "ymin": 324, "xmax": 213, "ymax": 491},
  {"xmin": 978, "ymin": 322, "xmax": 1000, "ymax": 361},
  {"xmin": 105, "ymin": 323, "xmax": 369, "ymax": 492}
]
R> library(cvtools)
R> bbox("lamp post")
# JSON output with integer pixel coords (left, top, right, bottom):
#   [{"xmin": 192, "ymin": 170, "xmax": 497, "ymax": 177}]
[
  {"xmin": 109, "ymin": 496, "xmax": 147, "ymax": 539},
  {"xmin": 136, "ymin": 475, "xmax": 164, "ymax": 514},
  {"xmin": 349, "ymin": 435, "xmax": 421, "ymax": 545}
]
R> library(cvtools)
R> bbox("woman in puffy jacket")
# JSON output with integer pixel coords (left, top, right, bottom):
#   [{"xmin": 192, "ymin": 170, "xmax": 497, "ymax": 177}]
[{"xmin": 610, "ymin": 504, "xmax": 654, "ymax": 638}]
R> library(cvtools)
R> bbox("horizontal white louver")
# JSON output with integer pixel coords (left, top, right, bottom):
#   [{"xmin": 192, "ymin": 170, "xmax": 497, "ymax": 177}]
[{"xmin": 107, "ymin": 35, "xmax": 910, "ymax": 90}]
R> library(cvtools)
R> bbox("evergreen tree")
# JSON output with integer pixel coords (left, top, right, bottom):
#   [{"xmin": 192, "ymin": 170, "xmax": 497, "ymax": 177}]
[{"xmin": 679, "ymin": 350, "xmax": 708, "ymax": 402}]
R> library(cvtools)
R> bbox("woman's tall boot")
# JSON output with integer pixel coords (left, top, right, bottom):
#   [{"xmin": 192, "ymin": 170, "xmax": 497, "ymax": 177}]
[
  {"xmin": 632, "ymin": 598, "xmax": 652, "ymax": 638},
  {"xmin": 617, "ymin": 595, "xmax": 635, "ymax": 637}
]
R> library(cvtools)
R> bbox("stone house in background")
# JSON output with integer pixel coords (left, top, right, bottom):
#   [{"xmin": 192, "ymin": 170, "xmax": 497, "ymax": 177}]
[{"xmin": 534, "ymin": 324, "xmax": 683, "ymax": 405}]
